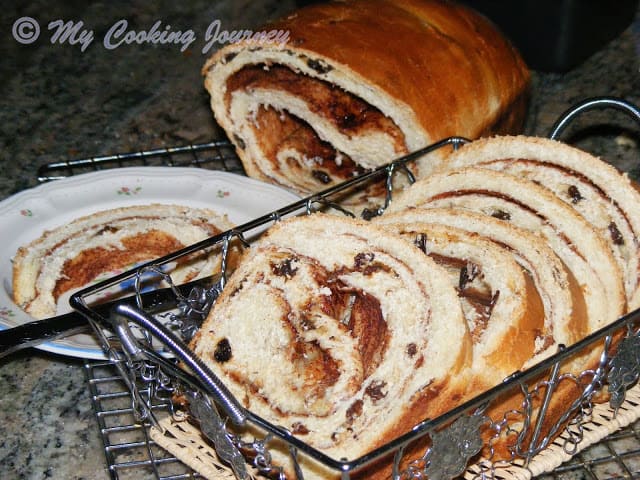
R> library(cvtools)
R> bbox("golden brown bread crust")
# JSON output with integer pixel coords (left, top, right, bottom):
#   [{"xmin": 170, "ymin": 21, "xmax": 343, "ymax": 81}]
[
  {"xmin": 256, "ymin": 0, "xmax": 530, "ymax": 139},
  {"xmin": 203, "ymin": 0, "xmax": 530, "ymax": 206}
]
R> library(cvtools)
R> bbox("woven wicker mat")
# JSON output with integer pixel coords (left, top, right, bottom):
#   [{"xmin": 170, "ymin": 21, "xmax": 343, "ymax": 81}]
[{"xmin": 150, "ymin": 383, "xmax": 640, "ymax": 479}]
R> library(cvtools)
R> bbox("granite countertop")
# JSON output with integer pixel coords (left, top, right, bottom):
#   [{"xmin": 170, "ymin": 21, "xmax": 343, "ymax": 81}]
[{"xmin": 0, "ymin": 1, "xmax": 639, "ymax": 479}]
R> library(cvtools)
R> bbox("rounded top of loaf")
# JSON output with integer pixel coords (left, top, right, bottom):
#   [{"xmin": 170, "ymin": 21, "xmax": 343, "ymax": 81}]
[{"xmin": 205, "ymin": 0, "xmax": 530, "ymax": 145}]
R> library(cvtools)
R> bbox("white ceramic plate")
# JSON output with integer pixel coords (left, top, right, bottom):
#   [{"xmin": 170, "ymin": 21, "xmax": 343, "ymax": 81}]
[{"xmin": 0, "ymin": 167, "xmax": 300, "ymax": 359}]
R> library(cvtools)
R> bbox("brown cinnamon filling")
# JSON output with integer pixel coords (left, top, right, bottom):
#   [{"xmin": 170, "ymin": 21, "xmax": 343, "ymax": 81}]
[
  {"xmin": 52, "ymin": 231, "xmax": 186, "ymax": 300},
  {"xmin": 416, "ymin": 249, "xmax": 497, "ymax": 339},
  {"xmin": 345, "ymin": 290, "xmax": 387, "ymax": 379},
  {"xmin": 346, "ymin": 399, "xmax": 364, "ymax": 425},
  {"xmin": 311, "ymin": 276, "xmax": 389, "ymax": 379},
  {"xmin": 494, "ymin": 158, "xmax": 638, "ymax": 281},
  {"xmin": 255, "ymin": 105, "xmax": 365, "ymax": 185},
  {"xmin": 264, "ymin": 256, "xmax": 392, "ymax": 414},
  {"xmin": 464, "ymin": 289, "xmax": 501, "ymax": 338},
  {"xmin": 227, "ymin": 64, "xmax": 404, "ymax": 139},
  {"xmin": 291, "ymin": 338, "xmax": 341, "ymax": 403},
  {"xmin": 459, "ymin": 261, "xmax": 481, "ymax": 290},
  {"xmin": 428, "ymin": 189, "xmax": 587, "ymax": 262},
  {"xmin": 226, "ymin": 64, "xmax": 407, "ymax": 188}
]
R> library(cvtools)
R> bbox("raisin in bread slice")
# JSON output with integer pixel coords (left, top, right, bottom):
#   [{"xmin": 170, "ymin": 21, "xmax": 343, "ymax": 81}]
[
  {"xmin": 189, "ymin": 213, "xmax": 471, "ymax": 479},
  {"xmin": 434, "ymin": 135, "xmax": 640, "ymax": 309},
  {"xmin": 374, "ymin": 208, "xmax": 588, "ymax": 372},
  {"xmin": 12, "ymin": 204, "xmax": 235, "ymax": 319},
  {"xmin": 385, "ymin": 167, "xmax": 626, "ymax": 337}
]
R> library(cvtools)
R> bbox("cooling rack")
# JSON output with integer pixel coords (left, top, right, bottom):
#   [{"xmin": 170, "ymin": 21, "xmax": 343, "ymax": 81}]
[
  {"xmin": 84, "ymin": 356, "xmax": 640, "ymax": 480},
  {"xmin": 37, "ymin": 140, "xmax": 244, "ymax": 182},
  {"xmin": 38, "ymin": 97, "xmax": 640, "ymax": 480}
]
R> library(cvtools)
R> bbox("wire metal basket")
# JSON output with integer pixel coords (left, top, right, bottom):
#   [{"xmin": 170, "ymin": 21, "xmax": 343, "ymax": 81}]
[{"xmin": 65, "ymin": 97, "xmax": 640, "ymax": 480}]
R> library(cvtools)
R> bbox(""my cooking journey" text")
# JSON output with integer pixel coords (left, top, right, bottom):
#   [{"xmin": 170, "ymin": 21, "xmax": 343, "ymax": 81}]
[{"xmin": 11, "ymin": 17, "xmax": 290, "ymax": 52}]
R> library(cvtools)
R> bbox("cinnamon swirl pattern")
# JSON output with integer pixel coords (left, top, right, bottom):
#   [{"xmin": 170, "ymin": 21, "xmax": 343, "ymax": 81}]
[
  {"xmin": 385, "ymin": 167, "xmax": 627, "ymax": 339},
  {"xmin": 12, "ymin": 204, "xmax": 235, "ymax": 319},
  {"xmin": 190, "ymin": 213, "xmax": 471, "ymax": 478},
  {"xmin": 432, "ymin": 135, "xmax": 640, "ymax": 309},
  {"xmin": 202, "ymin": 0, "xmax": 529, "ymax": 207}
]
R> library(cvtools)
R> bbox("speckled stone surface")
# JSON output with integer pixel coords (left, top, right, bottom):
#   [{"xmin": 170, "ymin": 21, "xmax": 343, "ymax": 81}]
[{"xmin": 0, "ymin": 1, "xmax": 639, "ymax": 479}]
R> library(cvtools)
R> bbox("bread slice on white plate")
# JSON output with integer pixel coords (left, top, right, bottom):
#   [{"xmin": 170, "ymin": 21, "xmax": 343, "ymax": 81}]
[{"xmin": 12, "ymin": 204, "xmax": 235, "ymax": 319}]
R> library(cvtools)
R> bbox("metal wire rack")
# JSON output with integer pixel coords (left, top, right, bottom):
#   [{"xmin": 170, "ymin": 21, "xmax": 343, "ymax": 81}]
[
  {"xmin": 84, "ymin": 360, "xmax": 203, "ymax": 479},
  {"xmin": 37, "ymin": 140, "xmax": 244, "ymax": 182},
  {"xmin": 82, "ymin": 357, "xmax": 640, "ymax": 480},
  {"xmin": 39, "ymin": 97, "xmax": 640, "ymax": 480}
]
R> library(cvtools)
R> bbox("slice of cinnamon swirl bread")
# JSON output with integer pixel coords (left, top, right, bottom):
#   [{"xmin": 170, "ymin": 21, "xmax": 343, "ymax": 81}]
[
  {"xmin": 376, "ymin": 207, "xmax": 588, "ymax": 368},
  {"xmin": 434, "ymin": 135, "xmax": 640, "ymax": 309},
  {"xmin": 12, "ymin": 204, "xmax": 236, "ymax": 319},
  {"xmin": 385, "ymin": 167, "xmax": 627, "ymax": 338},
  {"xmin": 375, "ymin": 211, "xmax": 587, "ymax": 461},
  {"xmin": 190, "ymin": 213, "xmax": 471, "ymax": 479},
  {"xmin": 375, "ymin": 217, "xmax": 584, "ymax": 394}
]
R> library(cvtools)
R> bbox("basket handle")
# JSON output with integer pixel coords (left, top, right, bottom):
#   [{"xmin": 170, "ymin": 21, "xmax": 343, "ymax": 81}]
[
  {"xmin": 110, "ymin": 303, "xmax": 247, "ymax": 426},
  {"xmin": 548, "ymin": 96, "xmax": 640, "ymax": 140}
]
